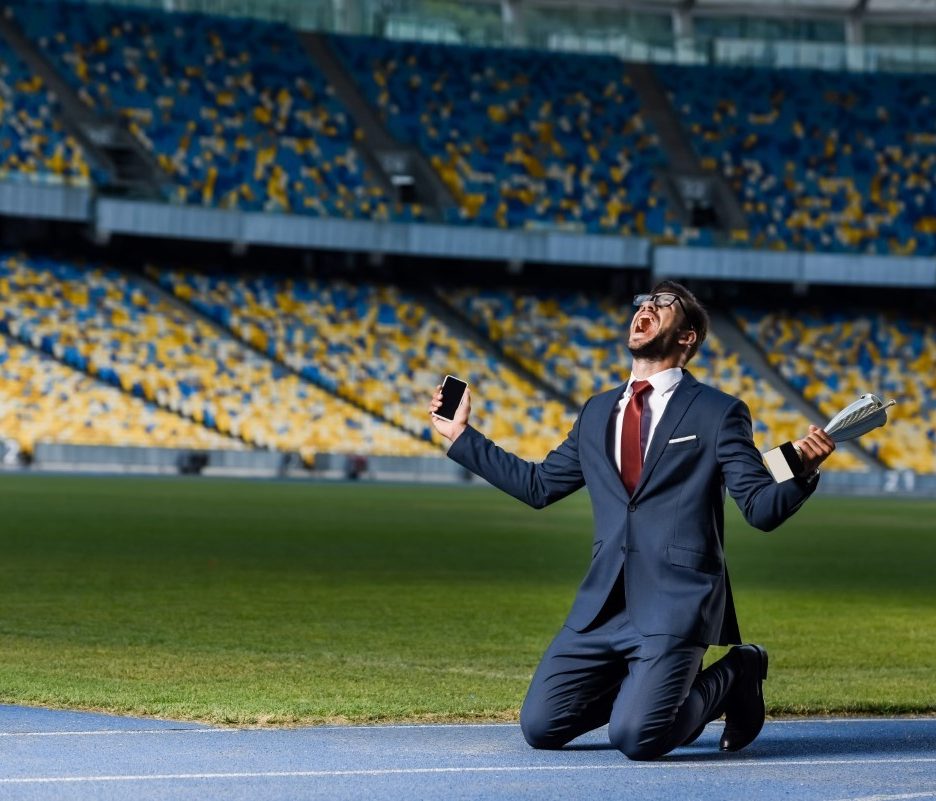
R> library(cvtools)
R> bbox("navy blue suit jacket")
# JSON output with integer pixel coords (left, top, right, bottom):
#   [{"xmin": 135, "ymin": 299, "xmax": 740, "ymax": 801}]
[{"xmin": 446, "ymin": 371, "xmax": 818, "ymax": 645}]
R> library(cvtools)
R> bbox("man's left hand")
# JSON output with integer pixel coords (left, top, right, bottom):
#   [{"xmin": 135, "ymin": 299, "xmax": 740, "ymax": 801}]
[{"xmin": 793, "ymin": 425, "xmax": 836, "ymax": 475}]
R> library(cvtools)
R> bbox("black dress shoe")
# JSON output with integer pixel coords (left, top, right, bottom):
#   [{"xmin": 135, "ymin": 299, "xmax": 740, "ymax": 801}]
[{"xmin": 719, "ymin": 644, "xmax": 768, "ymax": 752}]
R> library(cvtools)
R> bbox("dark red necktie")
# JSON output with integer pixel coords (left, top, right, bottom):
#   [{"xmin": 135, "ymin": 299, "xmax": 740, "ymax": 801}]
[{"xmin": 621, "ymin": 380, "xmax": 652, "ymax": 495}]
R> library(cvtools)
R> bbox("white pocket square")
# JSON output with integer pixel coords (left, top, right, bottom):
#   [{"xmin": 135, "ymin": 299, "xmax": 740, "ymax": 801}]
[{"xmin": 668, "ymin": 434, "xmax": 697, "ymax": 444}]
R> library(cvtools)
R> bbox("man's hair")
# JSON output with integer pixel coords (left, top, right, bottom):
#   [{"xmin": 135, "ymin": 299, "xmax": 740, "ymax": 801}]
[{"xmin": 651, "ymin": 280, "xmax": 708, "ymax": 362}]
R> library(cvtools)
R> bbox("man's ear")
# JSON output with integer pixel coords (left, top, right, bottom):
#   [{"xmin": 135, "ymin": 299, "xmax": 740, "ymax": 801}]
[{"xmin": 679, "ymin": 329, "xmax": 698, "ymax": 349}]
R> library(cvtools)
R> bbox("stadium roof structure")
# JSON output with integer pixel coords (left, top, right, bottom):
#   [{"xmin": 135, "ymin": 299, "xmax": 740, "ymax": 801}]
[
  {"xmin": 510, "ymin": 0, "xmax": 936, "ymax": 15},
  {"xmin": 80, "ymin": 0, "xmax": 936, "ymax": 69},
  {"xmin": 424, "ymin": 0, "xmax": 936, "ymax": 70},
  {"xmin": 559, "ymin": 0, "xmax": 936, "ymax": 11},
  {"xmin": 79, "ymin": 0, "xmax": 936, "ymax": 35}
]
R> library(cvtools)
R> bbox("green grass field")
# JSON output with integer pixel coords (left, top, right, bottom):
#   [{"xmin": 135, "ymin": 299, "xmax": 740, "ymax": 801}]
[{"xmin": 0, "ymin": 474, "xmax": 933, "ymax": 725}]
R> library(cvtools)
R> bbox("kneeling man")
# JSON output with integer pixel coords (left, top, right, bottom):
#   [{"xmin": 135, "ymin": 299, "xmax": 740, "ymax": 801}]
[{"xmin": 428, "ymin": 282, "xmax": 834, "ymax": 760}]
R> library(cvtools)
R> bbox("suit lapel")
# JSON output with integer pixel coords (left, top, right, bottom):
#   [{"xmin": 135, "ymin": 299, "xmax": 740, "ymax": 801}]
[
  {"xmin": 600, "ymin": 383, "xmax": 627, "ymax": 488},
  {"xmin": 632, "ymin": 371, "xmax": 701, "ymax": 499}
]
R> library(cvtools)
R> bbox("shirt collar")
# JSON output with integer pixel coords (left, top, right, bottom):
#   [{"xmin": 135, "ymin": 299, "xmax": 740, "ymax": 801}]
[{"xmin": 624, "ymin": 367, "xmax": 684, "ymax": 398}]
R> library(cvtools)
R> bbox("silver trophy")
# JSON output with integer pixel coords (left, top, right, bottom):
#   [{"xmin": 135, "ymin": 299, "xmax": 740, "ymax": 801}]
[{"xmin": 764, "ymin": 393, "xmax": 897, "ymax": 482}]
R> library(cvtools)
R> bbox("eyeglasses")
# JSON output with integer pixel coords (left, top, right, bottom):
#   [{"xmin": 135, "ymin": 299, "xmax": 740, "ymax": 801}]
[{"xmin": 633, "ymin": 293, "xmax": 695, "ymax": 331}]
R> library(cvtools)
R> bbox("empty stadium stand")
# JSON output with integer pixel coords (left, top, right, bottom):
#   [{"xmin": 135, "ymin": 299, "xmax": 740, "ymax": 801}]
[
  {"xmin": 2, "ymin": 0, "xmax": 935, "ymax": 263},
  {"xmin": 0, "ymin": 2, "xmax": 928, "ymax": 482},
  {"xmin": 0, "ymin": 253, "xmax": 435, "ymax": 462},
  {"xmin": 330, "ymin": 34, "xmax": 678, "ymax": 236},
  {"xmin": 0, "ymin": 25, "xmax": 89, "ymax": 186},
  {"xmin": 440, "ymin": 285, "xmax": 868, "ymax": 470},
  {"xmin": 658, "ymin": 64, "xmax": 936, "ymax": 255},
  {"xmin": 736, "ymin": 307, "xmax": 935, "ymax": 473},
  {"xmin": 152, "ymin": 267, "xmax": 576, "ymax": 461},
  {"xmin": 0, "ymin": 247, "xmax": 921, "ymax": 475},
  {"xmin": 0, "ymin": 332, "xmax": 239, "ymax": 454},
  {"xmin": 9, "ymin": 0, "xmax": 413, "ymax": 219}
]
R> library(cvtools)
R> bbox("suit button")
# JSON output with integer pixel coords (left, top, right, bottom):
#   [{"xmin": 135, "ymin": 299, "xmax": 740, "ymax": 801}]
[{"xmin": 628, "ymin": 502, "xmax": 637, "ymax": 512}]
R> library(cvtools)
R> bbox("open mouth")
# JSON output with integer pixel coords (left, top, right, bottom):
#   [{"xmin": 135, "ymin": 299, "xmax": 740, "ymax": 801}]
[{"xmin": 632, "ymin": 312, "xmax": 658, "ymax": 337}]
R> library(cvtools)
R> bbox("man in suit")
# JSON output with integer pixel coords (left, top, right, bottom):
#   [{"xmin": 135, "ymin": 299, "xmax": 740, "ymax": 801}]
[{"xmin": 428, "ymin": 281, "xmax": 835, "ymax": 760}]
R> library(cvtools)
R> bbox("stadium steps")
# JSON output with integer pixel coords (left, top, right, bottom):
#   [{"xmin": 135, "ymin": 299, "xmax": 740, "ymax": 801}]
[
  {"xmin": 137, "ymin": 268, "xmax": 442, "ymax": 451},
  {"xmin": 0, "ymin": 314, "xmax": 251, "ymax": 452},
  {"xmin": 709, "ymin": 309, "xmax": 883, "ymax": 470},
  {"xmin": 0, "ymin": 9, "xmax": 168, "ymax": 199},
  {"xmin": 301, "ymin": 32, "xmax": 457, "ymax": 220},
  {"xmin": 423, "ymin": 286, "xmax": 578, "ymax": 413},
  {"xmin": 628, "ymin": 62, "xmax": 747, "ymax": 233}
]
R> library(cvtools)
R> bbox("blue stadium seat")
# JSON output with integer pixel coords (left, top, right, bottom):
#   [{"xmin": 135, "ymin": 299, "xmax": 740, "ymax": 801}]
[{"xmin": 657, "ymin": 64, "xmax": 936, "ymax": 255}]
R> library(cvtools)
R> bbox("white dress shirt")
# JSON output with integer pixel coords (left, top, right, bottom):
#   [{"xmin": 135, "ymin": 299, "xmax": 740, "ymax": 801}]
[{"xmin": 613, "ymin": 367, "xmax": 684, "ymax": 473}]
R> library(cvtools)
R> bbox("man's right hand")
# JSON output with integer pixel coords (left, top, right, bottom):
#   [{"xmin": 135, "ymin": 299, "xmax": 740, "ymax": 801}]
[
  {"xmin": 793, "ymin": 424, "xmax": 836, "ymax": 476},
  {"xmin": 428, "ymin": 383, "xmax": 471, "ymax": 443}
]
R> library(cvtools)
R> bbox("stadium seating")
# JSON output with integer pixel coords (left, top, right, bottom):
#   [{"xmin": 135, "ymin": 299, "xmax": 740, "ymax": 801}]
[
  {"xmin": 0, "ymin": 333, "xmax": 238, "ymax": 454},
  {"xmin": 151, "ymin": 268, "xmax": 576, "ymax": 460},
  {"xmin": 8, "ymin": 0, "xmax": 936, "ymax": 258},
  {"xmin": 11, "ymin": 1, "xmax": 413, "ymax": 219},
  {"xmin": 0, "ymin": 254, "xmax": 435, "ymax": 462},
  {"xmin": 735, "ymin": 307, "xmax": 935, "ymax": 473},
  {"xmin": 0, "ymin": 248, "xmax": 917, "ymax": 474},
  {"xmin": 0, "ymin": 27, "xmax": 89, "ymax": 186},
  {"xmin": 441, "ymin": 286, "xmax": 867, "ymax": 470},
  {"xmin": 330, "ymin": 34, "xmax": 680, "ymax": 237},
  {"xmin": 657, "ymin": 64, "xmax": 936, "ymax": 255}
]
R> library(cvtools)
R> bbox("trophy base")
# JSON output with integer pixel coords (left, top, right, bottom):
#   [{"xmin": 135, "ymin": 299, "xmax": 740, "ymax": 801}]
[{"xmin": 763, "ymin": 441, "xmax": 804, "ymax": 483}]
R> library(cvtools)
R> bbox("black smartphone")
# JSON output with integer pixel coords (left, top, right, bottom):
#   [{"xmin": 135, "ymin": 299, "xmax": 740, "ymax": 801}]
[{"xmin": 434, "ymin": 375, "xmax": 468, "ymax": 422}]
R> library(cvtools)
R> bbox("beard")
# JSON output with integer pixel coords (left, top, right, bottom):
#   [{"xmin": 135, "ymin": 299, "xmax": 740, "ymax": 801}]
[{"xmin": 627, "ymin": 325, "xmax": 681, "ymax": 361}]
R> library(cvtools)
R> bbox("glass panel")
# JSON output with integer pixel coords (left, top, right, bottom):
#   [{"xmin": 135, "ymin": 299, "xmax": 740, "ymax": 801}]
[
  {"xmin": 31, "ymin": 0, "xmax": 936, "ymax": 75},
  {"xmin": 863, "ymin": 42, "xmax": 936, "ymax": 70},
  {"xmin": 868, "ymin": 0, "xmax": 936, "ymax": 11},
  {"xmin": 695, "ymin": 0, "xmax": 854, "ymax": 6},
  {"xmin": 694, "ymin": 15, "xmax": 846, "ymax": 44},
  {"xmin": 78, "ymin": 0, "xmax": 325, "ymax": 27},
  {"xmin": 362, "ymin": 0, "xmax": 503, "ymax": 44},
  {"xmin": 525, "ymin": 7, "xmax": 673, "ymax": 52},
  {"xmin": 865, "ymin": 23, "xmax": 936, "ymax": 46}
]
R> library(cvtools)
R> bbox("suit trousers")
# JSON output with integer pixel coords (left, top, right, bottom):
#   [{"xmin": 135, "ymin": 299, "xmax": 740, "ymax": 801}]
[{"xmin": 519, "ymin": 605, "xmax": 738, "ymax": 760}]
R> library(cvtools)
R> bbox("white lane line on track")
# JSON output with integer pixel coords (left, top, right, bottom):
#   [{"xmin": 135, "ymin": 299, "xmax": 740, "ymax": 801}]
[
  {"xmin": 3, "ymin": 757, "xmax": 935, "ymax": 784},
  {"xmin": 828, "ymin": 794, "xmax": 936, "ymax": 801},
  {"xmin": 0, "ymin": 725, "xmax": 520, "ymax": 737},
  {"xmin": 0, "ymin": 728, "xmax": 230, "ymax": 737},
  {"xmin": 1, "ymin": 718, "xmax": 933, "ymax": 737},
  {"xmin": 766, "ymin": 719, "xmax": 936, "ymax": 725}
]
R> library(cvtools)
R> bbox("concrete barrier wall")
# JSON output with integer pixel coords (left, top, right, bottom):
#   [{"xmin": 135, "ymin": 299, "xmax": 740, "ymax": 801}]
[
  {"xmin": 815, "ymin": 468, "xmax": 936, "ymax": 497},
  {"xmin": 654, "ymin": 246, "xmax": 936, "ymax": 287},
  {"xmin": 96, "ymin": 198, "xmax": 651, "ymax": 268},
  {"xmin": 19, "ymin": 443, "xmax": 936, "ymax": 496},
  {"xmin": 0, "ymin": 182, "xmax": 90, "ymax": 220},
  {"xmin": 314, "ymin": 453, "xmax": 469, "ymax": 482},
  {"xmin": 32, "ymin": 443, "xmax": 286, "ymax": 476}
]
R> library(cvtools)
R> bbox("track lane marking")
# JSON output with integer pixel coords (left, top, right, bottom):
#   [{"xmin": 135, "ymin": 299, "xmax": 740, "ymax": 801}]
[
  {"xmin": 0, "ymin": 728, "xmax": 229, "ymax": 737},
  {"xmin": 829, "ymin": 794, "xmax": 936, "ymax": 801},
  {"xmin": 3, "ymin": 757, "xmax": 935, "ymax": 784},
  {"xmin": 0, "ymin": 724, "xmax": 519, "ymax": 737},
  {"xmin": 2, "ymin": 718, "xmax": 933, "ymax": 737}
]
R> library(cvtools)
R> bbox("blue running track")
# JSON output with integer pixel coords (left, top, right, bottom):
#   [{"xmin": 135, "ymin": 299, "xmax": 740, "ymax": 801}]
[{"xmin": 2, "ymin": 706, "xmax": 934, "ymax": 801}]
